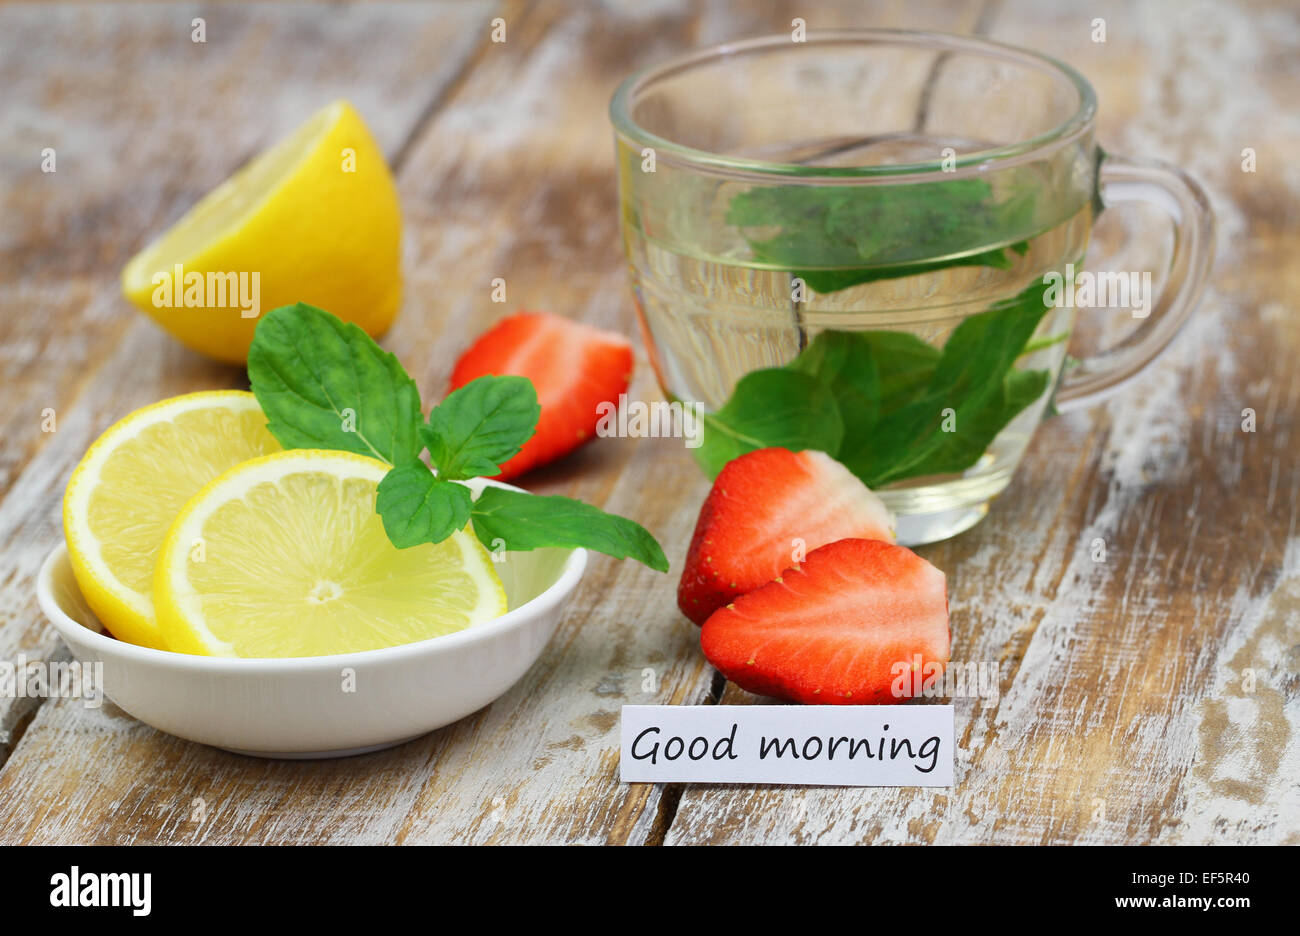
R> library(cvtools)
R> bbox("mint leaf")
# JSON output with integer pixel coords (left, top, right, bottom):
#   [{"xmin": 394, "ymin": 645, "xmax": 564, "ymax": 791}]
[
  {"xmin": 838, "ymin": 281, "xmax": 1053, "ymax": 486},
  {"xmin": 789, "ymin": 329, "xmax": 942, "ymax": 445},
  {"xmin": 855, "ymin": 365, "xmax": 1048, "ymax": 486},
  {"xmin": 248, "ymin": 303, "xmax": 422, "ymax": 465},
  {"xmin": 376, "ymin": 463, "xmax": 473, "ymax": 548},
  {"xmin": 424, "ymin": 376, "xmax": 539, "ymax": 480},
  {"xmin": 694, "ymin": 369, "xmax": 843, "ymax": 478},
  {"xmin": 470, "ymin": 487, "xmax": 669, "ymax": 572},
  {"xmin": 728, "ymin": 178, "xmax": 1038, "ymax": 293},
  {"xmin": 792, "ymin": 246, "xmax": 1018, "ymax": 293},
  {"xmin": 789, "ymin": 330, "xmax": 883, "ymax": 434}
]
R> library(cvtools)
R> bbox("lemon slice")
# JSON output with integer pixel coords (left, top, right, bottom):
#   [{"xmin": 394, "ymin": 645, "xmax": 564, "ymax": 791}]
[
  {"xmin": 154, "ymin": 451, "xmax": 507, "ymax": 658},
  {"xmin": 63, "ymin": 391, "xmax": 282, "ymax": 650},
  {"xmin": 121, "ymin": 100, "xmax": 402, "ymax": 364}
]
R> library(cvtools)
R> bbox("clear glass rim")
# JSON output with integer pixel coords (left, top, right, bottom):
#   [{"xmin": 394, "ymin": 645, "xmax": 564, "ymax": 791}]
[{"xmin": 608, "ymin": 29, "xmax": 1098, "ymax": 183}]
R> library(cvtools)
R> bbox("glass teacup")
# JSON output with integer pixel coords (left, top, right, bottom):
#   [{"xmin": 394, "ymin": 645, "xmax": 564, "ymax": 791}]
[{"xmin": 610, "ymin": 30, "xmax": 1214, "ymax": 545}]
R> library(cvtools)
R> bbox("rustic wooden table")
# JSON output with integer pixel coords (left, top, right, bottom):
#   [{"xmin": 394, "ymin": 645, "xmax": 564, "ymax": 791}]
[{"xmin": 1, "ymin": 0, "xmax": 1295, "ymax": 845}]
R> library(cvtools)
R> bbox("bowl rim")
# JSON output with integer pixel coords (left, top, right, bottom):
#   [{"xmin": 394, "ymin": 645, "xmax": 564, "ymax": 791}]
[{"xmin": 38, "ymin": 540, "xmax": 588, "ymax": 672}]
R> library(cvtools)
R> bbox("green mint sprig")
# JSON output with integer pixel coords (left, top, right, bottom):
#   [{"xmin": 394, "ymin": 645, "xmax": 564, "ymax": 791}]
[
  {"xmin": 695, "ymin": 280, "xmax": 1059, "ymax": 488},
  {"xmin": 248, "ymin": 303, "xmax": 669, "ymax": 572}
]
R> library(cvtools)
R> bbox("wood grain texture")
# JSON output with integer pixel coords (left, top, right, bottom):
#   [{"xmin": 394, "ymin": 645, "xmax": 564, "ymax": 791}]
[{"xmin": 1, "ymin": 0, "xmax": 1296, "ymax": 846}]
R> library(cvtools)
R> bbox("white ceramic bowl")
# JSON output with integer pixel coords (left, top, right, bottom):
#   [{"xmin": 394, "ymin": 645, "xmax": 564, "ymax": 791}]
[{"xmin": 37, "ymin": 535, "xmax": 586, "ymax": 759}]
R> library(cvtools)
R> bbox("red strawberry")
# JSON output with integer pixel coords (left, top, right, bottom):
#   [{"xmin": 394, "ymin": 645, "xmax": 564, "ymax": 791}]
[
  {"xmin": 700, "ymin": 538, "xmax": 950, "ymax": 705},
  {"xmin": 677, "ymin": 448, "xmax": 894, "ymax": 625},
  {"xmin": 449, "ymin": 312, "xmax": 634, "ymax": 480}
]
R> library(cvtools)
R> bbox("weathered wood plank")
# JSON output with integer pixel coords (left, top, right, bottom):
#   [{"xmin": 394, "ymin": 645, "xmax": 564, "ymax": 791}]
[{"xmin": 665, "ymin": 0, "xmax": 1300, "ymax": 845}]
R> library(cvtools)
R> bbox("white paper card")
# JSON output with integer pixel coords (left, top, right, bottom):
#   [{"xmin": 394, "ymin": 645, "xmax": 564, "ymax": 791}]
[{"xmin": 620, "ymin": 704, "xmax": 953, "ymax": 787}]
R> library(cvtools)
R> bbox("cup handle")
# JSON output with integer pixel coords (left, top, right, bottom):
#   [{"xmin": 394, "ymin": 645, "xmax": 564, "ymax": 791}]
[{"xmin": 1053, "ymin": 154, "xmax": 1216, "ymax": 411}]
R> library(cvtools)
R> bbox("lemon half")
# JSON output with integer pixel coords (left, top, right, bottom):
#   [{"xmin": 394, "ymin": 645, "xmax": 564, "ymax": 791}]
[
  {"xmin": 63, "ymin": 391, "xmax": 282, "ymax": 649},
  {"xmin": 122, "ymin": 100, "xmax": 402, "ymax": 364},
  {"xmin": 154, "ymin": 451, "xmax": 507, "ymax": 658}
]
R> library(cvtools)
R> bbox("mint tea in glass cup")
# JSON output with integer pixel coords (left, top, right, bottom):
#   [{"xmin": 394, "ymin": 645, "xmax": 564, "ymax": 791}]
[{"xmin": 610, "ymin": 30, "xmax": 1214, "ymax": 545}]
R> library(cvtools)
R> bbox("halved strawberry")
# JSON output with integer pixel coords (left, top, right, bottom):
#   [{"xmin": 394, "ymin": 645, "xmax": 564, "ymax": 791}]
[
  {"xmin": 700, "ymin": 538, "xmax": 950, "ymax": 705},
  {"xmin": 677, "ymin": 448, "xmax": 894, "ymax": 625},
  {"xmin": 449, "ymin": 312, "xmax": 634, "ymax": 480}
]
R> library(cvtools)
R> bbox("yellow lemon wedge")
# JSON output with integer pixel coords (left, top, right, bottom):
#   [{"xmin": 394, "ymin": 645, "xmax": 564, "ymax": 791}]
[
  {"xmin": 153, "ymin": 451, "xmax": 507, "ymax": 658},
  {"xmin": 63, "ymin": 391, "xmax": 282, "ymax": 650},
  {"xmin": 121, "ymin": 100, "xmax": 402, "ymax": 364}
]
